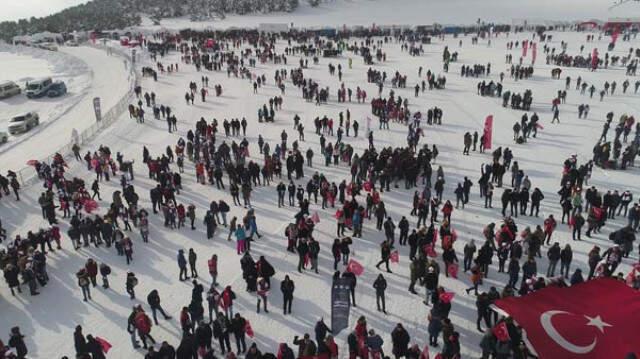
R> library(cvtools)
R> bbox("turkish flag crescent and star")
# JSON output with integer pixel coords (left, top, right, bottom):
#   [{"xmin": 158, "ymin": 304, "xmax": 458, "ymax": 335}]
[{"xmin": 494, "ymin": 279, "xmax": 640, "ymax": 358}]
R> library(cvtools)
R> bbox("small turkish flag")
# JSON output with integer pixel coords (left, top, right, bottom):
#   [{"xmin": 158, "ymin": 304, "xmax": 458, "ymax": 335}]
[
  {"xmin": 492, "ymin": 322, "xmax": 510, "ymax": 342},
  {"xmin": 245, "ymin": 321, "xmax": 254, "ymax": 338},
  {"xmin": 346, "ymin": 259, "xmax": 364, "ymax": 276},
  {"xmin": 95, "ymin": 337, "xmax": 112, "ymax": 353},
  {"xmin": 495, "ymin": 278, "xmax": 640, "ymax": 358},
  {"xmin": 439, "ymin": 292, "xmax": 455, "ymax": 303},
  {"xmin": 390, "ymin": 251, "xmax": 399, "ymax": 263}
]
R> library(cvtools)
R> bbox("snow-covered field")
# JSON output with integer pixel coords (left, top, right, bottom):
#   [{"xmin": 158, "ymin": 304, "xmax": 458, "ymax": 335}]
[
  {"xmin": 1, "ymin": 28, "xmax": 640, "ymax": 358},
  {"xmin": 0, "ymin": 45, "xmax": 132, "ymax": 169},
  {"xmin": 149, "ymin": 0, "xmax": 640, "ymax": 31}
]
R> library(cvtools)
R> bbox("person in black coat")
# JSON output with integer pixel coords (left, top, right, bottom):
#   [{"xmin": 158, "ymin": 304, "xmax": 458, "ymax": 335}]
[
  {"xmin": 195, "ymin": 321, "xmax": 213, "ymax": 351},
  {"xmin": 373, "ymin": 274, "xmax": 388, "ymax": 314},
  {"xmin": 231, "ymin": 313, "xmax": 247, "ymax": 354},
  {"xmin": 342, "ymin": 270, "xmax": 357, "ymax": 307},
  {"xmin": 147, "ymin": 289, "xmax": 172, "ymax": 325},
  {"xmin": 213, "ymin": 312, "xmax": 232, "ymax": 354},
  {"xmin": 9, "ymin": 327, "xmax": 27, "ymax": 359},
  {"xmin": 3, "ymin": 264, "xmax": 21, "ymax": 295},
  {"xmin": 158, "ymin": 341, "xmax": 176, "ymax": 358},
  {"xmin": 74, "ymin": 325, "xmax": 88, "ymax": 356},
  {"xmin": 281, "ymin": 275, "xmax": 295, "ymax": 315},
  {"xmin": 314, "ymin": 318, "xmax": 332, "ymax": 346},
  {"xmin": 86, "ymin": 335, "xmax": 106, "ymax": 359},
  {"xmin": 176, "ymin": 333, "xmax": 197, "ymax": 359},
  {"xmin": 256, "ymin": 256, "xmax": 276, "ymax": 286},
  {"xmin": 391, "ymin": 323, "xmax": 410, "ymax": 359}
]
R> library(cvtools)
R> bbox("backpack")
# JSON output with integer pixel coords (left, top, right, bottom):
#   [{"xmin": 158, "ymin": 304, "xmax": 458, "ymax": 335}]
[{"xmin": 100, "ymin": 263, "xmax": 111, "ymax": 275}]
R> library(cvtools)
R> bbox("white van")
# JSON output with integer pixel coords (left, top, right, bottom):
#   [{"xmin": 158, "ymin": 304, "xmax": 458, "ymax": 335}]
[
  {"xmin": 25, "ymin": 78, "xmax": 53, "ymax": 99},
  {"xmin": 0, "ymin": 81, "xmax": 21, "ymax": 99}
]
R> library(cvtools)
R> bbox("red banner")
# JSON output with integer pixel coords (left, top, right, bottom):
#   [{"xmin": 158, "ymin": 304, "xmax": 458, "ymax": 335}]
[
  {"xmin": 483, "ymin": 115, "xmax": 493, "ymax": 150},
  {"xmin": 494, "ymin": 279, "xmax": 640, "ymax": 358}
]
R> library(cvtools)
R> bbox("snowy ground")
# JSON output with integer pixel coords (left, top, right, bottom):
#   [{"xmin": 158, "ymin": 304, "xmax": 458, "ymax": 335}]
[
  {"xmin": 0, "ymin": 45, "xmax": 132, "ymax": 169},
  {"xmin": 1, "ymin": 30, "xmax": 640, "ymax": 358},
  {"xmin": 148, "ymin": 0, "xmax": 640, "ymax": 31}
]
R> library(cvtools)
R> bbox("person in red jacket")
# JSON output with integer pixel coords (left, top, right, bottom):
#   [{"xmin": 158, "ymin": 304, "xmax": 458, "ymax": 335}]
[
  {"xmin": 134, "ymin": 307, "xmax": 156, "ymax": 349},
  {"xmin": 85, "ymin": 258, "xmax": 98, "ymax": 287},
  {"xmin": 442, "ymin": 200, "xmax": 453, "ymax": 223},
  {"xmin": 543, "ymin": 214, "xmax": 557, "ymax": 245}
]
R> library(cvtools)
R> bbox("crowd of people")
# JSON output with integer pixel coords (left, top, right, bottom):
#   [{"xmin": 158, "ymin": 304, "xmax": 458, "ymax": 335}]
[{"xmin": 2, "ymin": 25, "xmax": 640, "ymax": 359}]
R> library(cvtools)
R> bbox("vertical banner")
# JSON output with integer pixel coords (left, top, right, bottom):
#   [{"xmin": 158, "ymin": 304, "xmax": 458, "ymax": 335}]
[
  {"xmin": 531, "ymin": 43, "xmax": 537, "ymax": 64},
  {"xmin": 93, "ymin": 97, "xmax": 102, "ymax": 122},
  {"xmin": 331, "ymin": 277, "xmax": 351, "ymax": 335},
  {"xmin": 483, "ymin": 115, "xmax": 493, "ymax": 150},
  {"xmin": 522, "ymin": 40, "xmax": 528, "ymax": 57}
]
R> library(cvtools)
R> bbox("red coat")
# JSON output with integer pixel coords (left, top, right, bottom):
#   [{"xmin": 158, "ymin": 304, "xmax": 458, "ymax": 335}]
[
  {"xmin": 85, "ymin": 261, "xmax": 98, "ymax": 277},
  {"xmin": 544, "ymin": 218, "xmax": 556, "ymax": 233},
  {"xmin": 135, "ymin": 312, "xmax": 152, "ymax": 334},
  {"xmin": 208, "ymin": 258, "xmax": 217, "ymax": 274}
]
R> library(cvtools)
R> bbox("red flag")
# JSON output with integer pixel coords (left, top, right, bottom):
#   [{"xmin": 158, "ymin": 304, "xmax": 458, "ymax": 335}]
[
  {"xmin": 245, "ymin": 321, "xmax": 255, "ymax": 338},
  {"xmin": 95, "ymin": 337, "xmax": 112, "ymax": 353},
  {"xmin": 419, "ymin": 345, "xmax": 429, "ymax": 359},
  {"xmin": 492, "ymin": 322, "xmax": 511, "ymax": 342},
  {"xmin": 494, "ymin": 279, "xmax": 640, "ymax": 358},
  {"xmin": 390, "ymin": 251, "xmax": 399, "ymax": 263},
  {"xmin": 311, "ymin": 212, "xmax": 320, "ymax": 224},
  {"xmin": 83, "ymin": 199, "xmax": 99, "ymax": 213},
  {"xmin": 346, "ymin": 259, "xmax": 364, "ymax": 276},
  {"xmin": 439, "ymin": 292, "xmax": 455, "ymax": 303},
  {"xmin": 483, "ymin": 115, "xmax": 493, "ymax": 150},
  {"xmin": 447, "ymin": 263, "xmax": 459, "ymax": 279},
  {"xmin": 26, "ymin": 159, "xmax": 39, "ymax": 166}
]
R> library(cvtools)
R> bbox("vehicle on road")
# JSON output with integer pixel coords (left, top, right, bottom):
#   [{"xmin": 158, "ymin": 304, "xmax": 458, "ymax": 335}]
[
  {"xmin": 47, "ymin": 81, "xmax": 67, "ymax": 97},
  {"xmin": 7, "ymin": 112, "xmax": 40, "ymax": 135},
  {"xmin": 25, "ymin": 78, "xmax": 53, "ymax": 99},
  {"xmin": 0, "ymin": 81, "xmax": 21, "ymax": 99}
]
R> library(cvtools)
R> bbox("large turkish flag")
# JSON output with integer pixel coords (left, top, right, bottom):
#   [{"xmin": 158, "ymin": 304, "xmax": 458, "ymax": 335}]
[{"xmin": 494, "ymin": 279, "xmax": 640, "ymax": 358}]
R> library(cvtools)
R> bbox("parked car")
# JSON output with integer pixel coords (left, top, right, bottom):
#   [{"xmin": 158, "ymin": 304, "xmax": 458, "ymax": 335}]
[
  {"xmin": 25, "ymin": 78, "xmax": 53, "ymax": 99},
  {"xmin": 38, "ymin": 42, "xmax": 58, "ymax": 51},
  {"xmin": 0, "ymin": 81, "xmax": 21, "ymax": 99},
  {"xmin": 8, "ymin": 112, "xmax": 39, "ymax": 135},
  {"xmin": 0, "ymin": 131, "xmax": 8, "ymax": 144},
  {"xmin": 47, "ymin": 81, "xmax": 67, "ymax": 97},
  {"xmin": 65, "ymin": 40, "xmax": 79, "ymax": 47}
]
